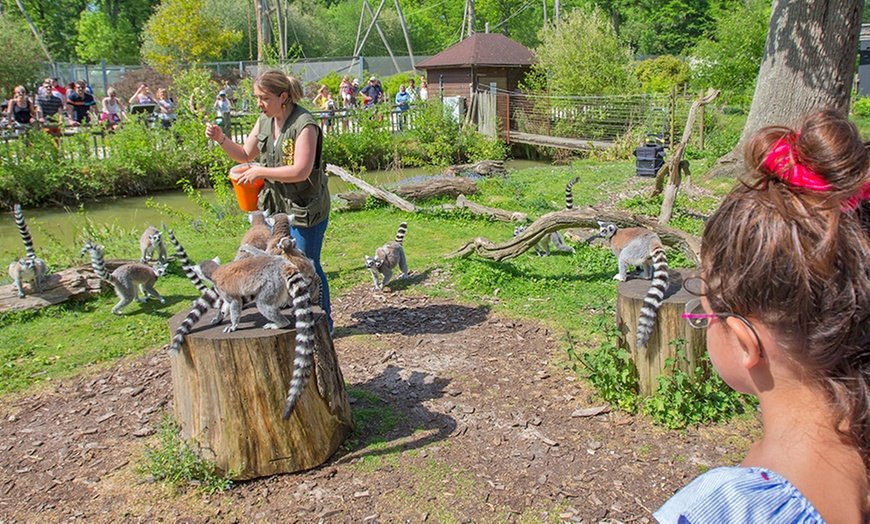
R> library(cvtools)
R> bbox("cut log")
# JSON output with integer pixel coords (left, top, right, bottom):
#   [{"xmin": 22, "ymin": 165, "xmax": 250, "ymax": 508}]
[
  {"xmin": 445, "ymin": 160, "xmax": 506, "ymax": 177},
  {"xmin": 616, "ymin": 268, "xmax": 708, "ymax": 396},
  {"xmin": 168, "ymin": 306, "xmax": 353, "ymax": 480},
  {"xmin": 326, "ymin": 164, "xmax": 419, "ymax": 212},
  {"xmin": 0, "ymin": 259, "xmax": 134, "ymax": 313},
  {"xmin": 393, "ymin": 177, "xmax": 478, "ymax": 201},
  {"xmin": 455, "ymin": 194, "xmax": 527, "ymax": 222},
  {"xmin": 446, "ymin": 208, "xmax": 701, "ymax": 264}
]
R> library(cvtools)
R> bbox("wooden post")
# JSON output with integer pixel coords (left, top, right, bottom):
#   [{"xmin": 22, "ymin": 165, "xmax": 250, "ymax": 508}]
[
  {"xmin": 168, "ymin": 306, "xmax": 353, "ymax": 480},
  {"xmin": 616, "ymin": 268, "xmax": 708, "ymax": 396}
]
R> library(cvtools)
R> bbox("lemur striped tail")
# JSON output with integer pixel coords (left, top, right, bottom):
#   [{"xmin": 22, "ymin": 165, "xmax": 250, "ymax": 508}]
[
  {"xmin": 636, "ymin": 245, "xmax": 669, "ymax": 347},
  {"xmin": 167, "ymin": 229, "xmax": 211, "ymax": 295},
  {"xmin": 168, "ymin": 289, "xmax": 221, "ymax": 354},
  {"xmin": 13, "ymin": 204, "xmax": 37, "ymax": 259},
  {"xmin": 394, "ymin": 222, "xmax": 408, "ymax": 244},
  {"xmin": 82, "ymin": 241, "xmax": 111, "ymax": 282},
  {"xmin": 282, "ymin": 270, "xmax": 316, "ymax": 420},
  {"xmin": 565, "ymin": 178, "xmax": 579, "ymax": 210}
]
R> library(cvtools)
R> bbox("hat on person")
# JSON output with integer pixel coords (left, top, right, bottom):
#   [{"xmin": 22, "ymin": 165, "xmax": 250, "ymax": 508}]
[
  {"xmin": 369, "ymin": 76, "xmax": 377, "ymax": 82},
  {"xmin": 352, "ymin": 78, "xmax": 359, "ymax": 85},
  {"xmin": 219, "ymin": 90, "xmax": 227, "ymax": 96}
]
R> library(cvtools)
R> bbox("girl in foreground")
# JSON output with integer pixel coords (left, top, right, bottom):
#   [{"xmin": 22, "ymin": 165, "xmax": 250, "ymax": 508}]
[{"xmin": 655, "ymin": 109, "xmax": 870, "ymax": 523}]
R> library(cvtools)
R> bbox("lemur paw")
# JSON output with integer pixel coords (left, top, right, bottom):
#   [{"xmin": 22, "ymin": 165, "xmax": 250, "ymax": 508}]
[
  {"xmin": 222, "ymin": 325, "xmax": 237, "ymax": 333},
  {"xmin": 612, "ymin": 274, "xmax": 626, "ymax": 282}
]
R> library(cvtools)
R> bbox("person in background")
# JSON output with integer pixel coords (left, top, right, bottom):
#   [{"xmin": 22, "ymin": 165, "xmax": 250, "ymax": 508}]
[
  {"xmin": 213, "ymin": 89, "xmax": 232, "ymax": 136},
  {"xmin": 654, "ymin": 109, "xmax": 870, "ymax": 523},
  {"xmin": 312, "ymin": 84, "xmax": 330, "ymax": 110},
  {"xmin": 204, "ymin": 69, "xmax": 333, "ymax": 335},
  {"xmin": 129, "ymin": 84, "xmax": 154, "ymax": 106},
  {"xmin": 351, "ymin": 78, "xmax": 360, "ymax": 107},
  {"xmin": 6, "ymin": 86, "xmax": 35, "ymax": 126},
  {"xmin": 339, "ymin": 76, "xmax": 353, "ymax": 108},
  {"xmin": 155, "ymin": 87, "xmax": 175, "ymax": 129},
  {"xmin": 100, "ymin": 87, "xmax": 126, "ymax": 129},
  {"xmin": 394, "ymin": 84, "xmax": 410, "ymax": 130},
  {"xmin": 419, "ymin": 78, "xmax": 429, "ymax": 101},
  {"xmin": 49, "ymin": 78, "xmax": 66, "ymax": 103},
  {"xmin": 407, "ymin": 78, "xmax": 418, "ymax": 104},
  {"xmin": 360, "ymin": 76, "xmax": 383, "ymax": 109},
  {"xmin": 222, "ymin": 80, "xmax": 236, "ymax": 105},
  {"xmin": 35, "ymin": 81, "xmax": 64, "ymax": 124},
  {"xmin": 66, "ymin": 80, "xmax": 97, "ymax": 126}
]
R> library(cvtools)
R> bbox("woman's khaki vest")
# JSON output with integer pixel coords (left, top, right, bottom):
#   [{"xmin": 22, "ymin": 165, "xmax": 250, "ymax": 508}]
[{"xmin": 256, "ymin": 104, "xmax": 330, "ymax": 228}]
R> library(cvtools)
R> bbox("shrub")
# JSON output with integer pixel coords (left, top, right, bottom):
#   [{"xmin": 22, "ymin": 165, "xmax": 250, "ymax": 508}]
[
  {"xmin": 853, "ymin": 97, "xmax": 870, "ymax": 118},
  {"xmin": 635, "ymin": 56, "xmax": 691, "ymax": 94}
]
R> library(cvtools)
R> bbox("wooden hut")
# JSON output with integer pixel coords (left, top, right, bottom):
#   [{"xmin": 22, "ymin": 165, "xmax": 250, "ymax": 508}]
[{"xmin": 416, "ymin": 33, "xmax": 534, "ymax": 138}]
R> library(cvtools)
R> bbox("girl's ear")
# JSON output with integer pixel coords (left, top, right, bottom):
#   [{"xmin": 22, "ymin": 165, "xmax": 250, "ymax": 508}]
[{"xmin": 724, "ymin": 316, "xmax": 763, "ymax": 369}]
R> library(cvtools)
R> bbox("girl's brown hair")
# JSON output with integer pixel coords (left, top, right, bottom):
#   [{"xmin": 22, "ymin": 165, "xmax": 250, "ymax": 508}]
[
  {"xmin": 253, "ymin": 69, "xmax": 303, "ymax": 105},
  {"xmin": 701, "ymin": 109, "xmax": 870, "ymax": 507}
]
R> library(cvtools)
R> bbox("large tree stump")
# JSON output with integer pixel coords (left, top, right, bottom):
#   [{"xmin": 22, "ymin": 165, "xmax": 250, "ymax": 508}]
[
  {"xmin": 168, "ymin": 305, "xmax": 353, "ymax": 480},
  {"xmin": 616, "ymin": 268, "xmax": 708, "ymax": 396}
]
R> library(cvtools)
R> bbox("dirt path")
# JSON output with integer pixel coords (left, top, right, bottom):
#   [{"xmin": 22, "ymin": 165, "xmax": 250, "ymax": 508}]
[{"xmin": 0, "ymin": 285, "xmax": 754, "ymax": 523}]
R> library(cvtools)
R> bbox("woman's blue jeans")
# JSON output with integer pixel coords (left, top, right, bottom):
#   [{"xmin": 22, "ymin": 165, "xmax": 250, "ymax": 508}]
[{"xmin": 290, "ymin": 217, "xmax": 332, "ymax": 331}]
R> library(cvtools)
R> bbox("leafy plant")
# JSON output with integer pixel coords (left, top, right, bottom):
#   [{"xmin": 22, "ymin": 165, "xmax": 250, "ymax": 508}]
[
  {"xmin": 577, "ymin": 320, "xmax": 640, "ymax": 413},
  {"xmin": 644, "ymin": 347, "xmax": 754, "ymax": 428},
  {"xmin": 138, "ymin": 414, "xmax": 238, "ymax": 494}
]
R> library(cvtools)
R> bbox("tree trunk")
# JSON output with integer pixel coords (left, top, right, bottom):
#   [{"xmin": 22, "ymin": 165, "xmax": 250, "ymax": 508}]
[
  {"xmin": 446, "ymin": 208, "xmax": 701, "ymax": 265},
  {"xmin": 169, "ymin": 307, "xmax": 353, "ymax": 480},
  {"xmin": 710, "ymin": 0, "xmax": 863, "ymax": 177},
  {"xmin": 617, "ymin": 269, "xmax": 708, "ymax": 396},
  {"xmin": 454, "ymin": 194, "xmax": 527, "ymax": 222}
]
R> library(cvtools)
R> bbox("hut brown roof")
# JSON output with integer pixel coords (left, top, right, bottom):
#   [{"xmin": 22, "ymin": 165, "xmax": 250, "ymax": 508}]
[{"xmin": 417, "ymin": 33, "xmax": 535, "ymax": 69}]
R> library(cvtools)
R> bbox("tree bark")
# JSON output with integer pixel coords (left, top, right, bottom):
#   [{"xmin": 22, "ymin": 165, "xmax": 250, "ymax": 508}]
[
  {"xmin": 655, "ymin": 88, "xmax": 719, "ymax": 224},
  {"xmin": 326, "ymin": 164, "xmax": 420, "ymax": 212},
  {"xmin": 169, "ymin": 308, "xmax": 353, "ymax": 480},
  {"xmin": 445, "ymin": 208, "xmax": 701, "ymax": 264},
  {"xmin": 453, "ymin": 194, "xmax": 527, "ymax": 222},
  {"xmin": 617, "ymin": 269, "xmax": 709, "ymax": 396},
  {"xmin": 393, "ymin": 178, "xmax": 478, "ymax": 201},
  {"xmin": 710, "ymin": 0, "xmax": 863, "ymax": 177}
]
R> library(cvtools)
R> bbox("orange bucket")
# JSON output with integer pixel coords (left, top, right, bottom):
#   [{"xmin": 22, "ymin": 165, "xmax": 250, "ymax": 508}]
[{"xmin": 229, "ymin": 163, "xmax": 265, "ymax": 212}]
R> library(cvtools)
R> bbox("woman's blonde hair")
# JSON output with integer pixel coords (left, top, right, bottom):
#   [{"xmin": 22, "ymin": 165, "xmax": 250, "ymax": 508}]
[
  {"xmin": 106, "ymin": 87, "xmax": 116, "ymax": 97},
  {"xmin": 253, "ymin": 69, "xmax": 303, "ymax": 105}
]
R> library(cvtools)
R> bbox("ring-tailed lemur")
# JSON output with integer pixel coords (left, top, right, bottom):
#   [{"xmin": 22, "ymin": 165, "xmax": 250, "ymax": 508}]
[
  {"xmin": 8, "ymin": 204, "xmax": 48, "ymax": 298},
  {"xmin": 597, "ymin": 221, "xmax": 669, "ymax": 347},
  {"xmin": 514, "ymin": 178, "xmax": 579, "ymax": 256},
  {"xmin": 167, "ymin": 254, "xmax": 316, "ymax": 420},
  {"xmin": 82, "ymin": 241, "xmax": 167, "ymax": 315},
  {"xmin": 240, "ymin": 235, "xmax": 321, "ymax": 306},
  {"xmin": 139, "ymin": 226, "xmax": 167, "ymax": 265},
  {"xmin": 167, "ymin": 229, "xmax": 213, "ymax": 296},
  {"xmin": 364, "ymin": 222, "xmax": 410, "ymax": 290},
  {"xmin": 236, "ymin": 211, "xmax": 271, "ymax": 259}
]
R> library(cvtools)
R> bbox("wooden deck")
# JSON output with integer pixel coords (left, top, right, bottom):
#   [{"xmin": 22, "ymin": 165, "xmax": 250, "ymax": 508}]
[{"xmin": 508, "ymin": 131, "xmax": 614, "ymax": 151}]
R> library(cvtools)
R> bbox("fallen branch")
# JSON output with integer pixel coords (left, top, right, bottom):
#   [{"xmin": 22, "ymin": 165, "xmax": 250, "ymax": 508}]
[
  {"xmin": 455, "ymin": 194, "xmax": 527, "ymax": 222},
  {"xmin": 326, "ymin": 164, "xmax": 419, "ymax": 213},
  {"xmin": 393, "ymin": 178, "xmax": 478, "ymax": 201},
  {"xmin": 445, "ymin": 208, "xmax": 700, "ymax": 264}
]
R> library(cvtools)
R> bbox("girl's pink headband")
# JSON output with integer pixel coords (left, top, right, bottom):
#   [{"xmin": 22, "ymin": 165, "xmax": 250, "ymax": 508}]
[{"xmin": 764, "ymin": 137, "xmax": 870, "ymax": 211}]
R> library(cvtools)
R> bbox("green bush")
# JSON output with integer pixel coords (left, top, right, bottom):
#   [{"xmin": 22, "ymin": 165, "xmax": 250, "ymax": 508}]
[
  {"xmin": 635, "ymin": 55, "xmax": 691, "ymax": 94},
  {"xmin": 853, "ymin": 97, "xmax": 870, "ymax": 118}
]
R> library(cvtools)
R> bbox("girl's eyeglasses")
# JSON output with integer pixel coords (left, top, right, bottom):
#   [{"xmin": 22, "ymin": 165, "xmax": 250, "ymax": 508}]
[{"xmin": 682, "ymin": 297, "xmax": 765, "ymax": 357}]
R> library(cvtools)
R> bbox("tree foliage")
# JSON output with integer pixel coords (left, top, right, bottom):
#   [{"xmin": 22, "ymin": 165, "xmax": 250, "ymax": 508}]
[
  {"xmin": 75, "ymin": 9, "xmax": 140, "ymax": 64},
  {"xmin": 141, "ymin": 0, "xmax": 241, "ymax": 74},
  {"xmin": 689, "ymin": 0, "xmax": 770, "ymax": 105},
  {"xmin": 0, "ymin": 13, "xmax": 48, "ymax": 96},
  {"xmin": 525, "ymin": 7, "xmax": 635, "ymax": 96},
  {"xmin": 635, "ymin": 55, "xmax": 690, "ymax": 93}
]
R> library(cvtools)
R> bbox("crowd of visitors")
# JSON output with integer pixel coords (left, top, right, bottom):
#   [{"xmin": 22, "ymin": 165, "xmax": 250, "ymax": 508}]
[{"xmin": 3, "ymin": 72, "xmax": 428, "ymax": 136}]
